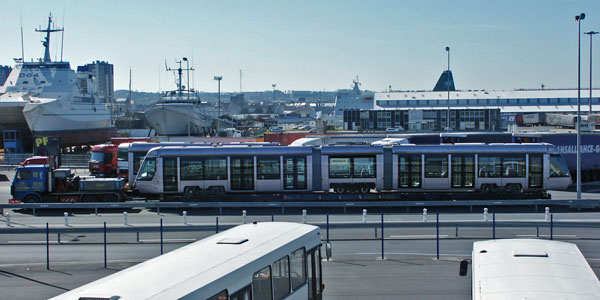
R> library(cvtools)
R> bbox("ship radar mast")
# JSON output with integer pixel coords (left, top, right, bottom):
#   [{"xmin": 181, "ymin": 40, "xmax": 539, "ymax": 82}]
[{"xmin": 35, "ymin": 13, "xmax": 63, "ymax": 63}]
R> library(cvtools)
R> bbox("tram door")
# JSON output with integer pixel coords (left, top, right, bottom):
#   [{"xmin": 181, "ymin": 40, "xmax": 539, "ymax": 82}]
[
  {"xmin": 231, "ymin": 157, "xmax": 254, "ymax": 190},
  {"xmin": 451, "ymin": 155, "xmax": 475, "ymax": 189},
  {"xmin": 307, "ymin": 247, "xmax": 323, "ymax": 300},
  {"xmin": 162, "ymin": 157, "xmax": 178, "ymax": 192},
  {"xmin": 284, "ymin": 157, "xmax": 307, "ymax": 190}
]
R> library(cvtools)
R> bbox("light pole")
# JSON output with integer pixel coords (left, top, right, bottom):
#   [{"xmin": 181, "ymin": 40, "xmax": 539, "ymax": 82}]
[
  {"xmin": 183, "ymin": 57, "xmax": 190, "ymax": 101},
  {"xmin": 585, "ymin": 31, "xmax": 598, "ymax": 115},
  {"xmin": 446, "ymin": 46, "xmax": 450, "ymax": 131},
  {"xmin": 214, "ymin": 76, "xmax": 222, "ymax": 117},
  {"xmin": 576, "ymin": 13, "xmax": 585, "ymax": 200},
  {"xmin": 272, "ymin": 83, "xmax": 276, "ymax": 102}
]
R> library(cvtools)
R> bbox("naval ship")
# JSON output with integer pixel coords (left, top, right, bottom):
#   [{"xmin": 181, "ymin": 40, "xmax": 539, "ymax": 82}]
[{"xmin": 0, "ymin": 14, "xmax": 116, "ymax": 149}]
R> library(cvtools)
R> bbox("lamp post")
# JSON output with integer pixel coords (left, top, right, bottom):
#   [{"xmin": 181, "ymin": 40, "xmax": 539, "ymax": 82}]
[
  {"xmin": 446, "ymin": 46, "xmax": 450, "ymax": 131},
  {"xmin": 576, "ymin": 13, "xmax": 585, "ymax": 200},
  {"xmin": 214, "ymin": 76, "xmax": 222, "ymax": 117},
  {"xmin": 272, "ymin": 83, "xmax": 276, "ymax": 102},
  {"xmin": 585, "ymin": 31, "xmax": 598, "ymax": 115}
]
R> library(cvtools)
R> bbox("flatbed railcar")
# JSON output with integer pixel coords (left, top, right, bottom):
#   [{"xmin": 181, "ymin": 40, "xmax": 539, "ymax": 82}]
[{"xmin": 133, "ymin": 143, "xmax": 571, "ymax": 199}]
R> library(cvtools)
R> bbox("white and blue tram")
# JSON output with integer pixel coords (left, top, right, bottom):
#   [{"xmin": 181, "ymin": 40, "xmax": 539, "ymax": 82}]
[
  {"xmin": 51, "ymin": 222, "xmax": 324, "ymax": 300},
  {"xmin": 133, "ymin": 143, "xmax": 571, "ymax": 197}
]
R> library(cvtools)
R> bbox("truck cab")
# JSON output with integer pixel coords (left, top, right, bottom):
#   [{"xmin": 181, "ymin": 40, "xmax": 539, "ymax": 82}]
[
  {"xmin": 89, "ymin": 144, "xmax": 117, "ymax": 177},
  {"xmin": 11, "ymin": 165, "xmax": 49, "ymax": 203}
]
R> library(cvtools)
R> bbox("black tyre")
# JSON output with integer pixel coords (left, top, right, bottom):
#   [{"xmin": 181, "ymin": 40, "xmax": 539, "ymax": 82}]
[
  {"xmin": 23, "ymin": 194, "xmax": 40, "ymax": 203},
  {"xmin": 102, "ymin": 194, "xmax": 119, "ymax": 202},
  {"xmin": 80, "ymin": 195, "xmax": 97, "ymax": 202},
  {"xmin": 334, "ymin": 186, "xmax": 345, "ymax": 194}
]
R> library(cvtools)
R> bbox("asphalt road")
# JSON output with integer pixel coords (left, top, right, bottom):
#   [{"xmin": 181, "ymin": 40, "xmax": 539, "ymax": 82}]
[{"xmin": 1, "ymin": 212, "xmax": 600, "ymax": 299}]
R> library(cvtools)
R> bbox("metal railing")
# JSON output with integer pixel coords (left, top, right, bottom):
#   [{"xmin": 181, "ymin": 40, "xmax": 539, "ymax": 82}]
[
  {"xmin": 0, "ymin": 153, "xmax": 90, "ymax": 167},
  {"xmin": 2, "ymin": 211, "xmax": 599, "ymax": 270}
]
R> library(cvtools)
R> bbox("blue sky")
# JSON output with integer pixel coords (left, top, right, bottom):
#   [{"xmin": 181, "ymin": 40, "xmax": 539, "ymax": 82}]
[{"xmin": 1, "ymin": 1, "xmax": 599, "ymax": 93}]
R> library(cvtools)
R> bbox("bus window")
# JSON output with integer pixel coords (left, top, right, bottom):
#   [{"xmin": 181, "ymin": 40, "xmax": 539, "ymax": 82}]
[
  {"xmin": 137, "ymin": 158, "xmax": 156, "ymax": 181},
  {"xmin": 230, "ymin": 285, "xmax": 252, "ymax": 300},
  {"xmin": 252, "ymin": 266, "xmax": 272, "ymax": 300},
  {"xmin": 290, "ymin": 248, "xmax": 306, "ymax": 290},
  {"xmin": 206, "ymin": 289, "xmax": 228, "ymax": 300},
  {"xmin": 272, "ymin": 256, "xmax": 290, "ymax": 300}
]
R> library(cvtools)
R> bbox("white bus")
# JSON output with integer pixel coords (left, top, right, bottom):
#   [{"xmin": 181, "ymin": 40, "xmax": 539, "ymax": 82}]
[
  {"xmin": 51, "ymin": 222, "xmax": 325, "ymax": 300},
  {"xmin": 464, "ymin": 239, "xmax": 600, "ymax": 299}
]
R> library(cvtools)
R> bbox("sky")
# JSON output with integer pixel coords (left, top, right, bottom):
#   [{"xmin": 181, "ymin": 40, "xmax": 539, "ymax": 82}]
[{"xmin": 1, "ymin": 0, "xmax": 599, "ymax": 93}]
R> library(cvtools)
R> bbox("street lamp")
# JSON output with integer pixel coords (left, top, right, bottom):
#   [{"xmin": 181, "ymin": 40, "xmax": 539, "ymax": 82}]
[
  {"xmin": 214, "ymin": 76, "xmax": 222, "ymax": 117},
  {"xmin": 446, "ymin": 46, "xmax": 450, "ymax": 131},
  {"xmin": 575, "ymin": 13, "xmax": 585, "ymax": 200},
  {"xmin": 272, "ymin": 83, "xmax": 276, "ymax": 102},
  {"xmin": 585, "ymin": 31, "xmax": 598, "ymax": 115},
  {"xmin": 182, "ymin": 57, "xmax": 190, "ymax": 101}
]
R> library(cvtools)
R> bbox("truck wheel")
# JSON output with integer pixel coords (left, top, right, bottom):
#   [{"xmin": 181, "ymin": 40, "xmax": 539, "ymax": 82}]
[
  {"xmin": 23, "ymin": 195, "xmax": 40, "ymax": 203},
  {"xmin": 81, "ymin": 195, "xmax": 97, "ymax": 202},
  {"xmin": 334, "ymin": 186, "xmax": 345, "ymax": 194},
  {"xmin": 102, "ymin": 194, "xmax": 118, "ymax": 202}
]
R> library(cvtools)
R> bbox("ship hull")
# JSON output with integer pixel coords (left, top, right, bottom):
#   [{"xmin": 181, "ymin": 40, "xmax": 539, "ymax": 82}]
[
  {"xmin": 23, "ymin": 99, "xmax": 116, "ymax": 147},
  {"xmin": 144, "ymin": 104, "xmax": 212, "ymax": 136}
]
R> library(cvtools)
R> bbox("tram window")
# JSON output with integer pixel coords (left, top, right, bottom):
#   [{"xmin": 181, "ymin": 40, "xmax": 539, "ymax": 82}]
[
  {"xmin": 353, "ymin": 157, "xmax": 376, "ymax": 178},
  {"xmin": 425, "ymin": 155, "xmax": 448, "ymax": 178},
  {"xmin": 252, "ymin": 266, "xmax": 272, "ymax": 300},
  {"xmin": 137, "ymin": 158, "xmax": 156, "ymax": 181},
  {"xmin": 230, "ymin": 285, "xmax": 252, "ymax": 300},
  {"xmin": 478, "ymin": 156, "xmax": 501, "ymax": 178},
  {"xmin": 272, "ymin": 256, "xmax": 290, "ymax": 300},
  {"xmin": 550, "ymin": 154, "xmax": 570, "ymax": 177},
  {"xmin": 502, "ymin": 156, "xmax": 525, "ymax": 177},
  {"xmin": 204, "ymin": 158, "xmax": 227, "ymax": 180},
  {"xmin": 257, "ymin": 156, "xmax": 280, "ymax": 180},
  {"xmin": 207, "ymin": 289, "xmax": 228, "ymax": 300},
  {"xmin": 180, "ymin": 157, "xmax": 204, "ymax": 180},
  {"xmin": 290, "ymin": 248, "xmax": 306, "ymax": 290},
  {"xmin": 329, "ymin": 157, "xmax": 352, "ymax": 178}
]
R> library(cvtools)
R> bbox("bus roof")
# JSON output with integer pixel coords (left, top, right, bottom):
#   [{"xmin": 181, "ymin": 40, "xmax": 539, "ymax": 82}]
[
  {"xmin": 472, "ymin": 239, "xmax": 600, "ymax": 300},
  {"xmin": 51, "ymin": 222, "xmax": 321, "ymax": 300}
]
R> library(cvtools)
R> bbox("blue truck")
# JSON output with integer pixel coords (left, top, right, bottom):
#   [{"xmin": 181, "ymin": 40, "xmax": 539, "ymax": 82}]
[{"xmin": 10, "ymin": 164, "xmax": 126, "ymax": 203}]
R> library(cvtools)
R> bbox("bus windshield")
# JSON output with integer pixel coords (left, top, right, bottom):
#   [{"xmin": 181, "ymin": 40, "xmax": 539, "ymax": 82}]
[
  {"xmin": 118, "ymin": 147, "xmax": 128, "ymax": 161},
  {"xmin": 137, "ymin": 158, "xmax": 156, "ymax": 181},
  {"xmin": 549, "ymin": 154, "xmax": 570, "ymax": 178}
]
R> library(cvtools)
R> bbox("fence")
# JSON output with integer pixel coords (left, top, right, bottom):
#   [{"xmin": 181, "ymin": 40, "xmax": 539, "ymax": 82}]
[
  {"xmin": 2, "ymin": 210, "xmax": 599, "ymax": 270},
  {"xmin": 0, "ymin": 153, "xmax": 90, "ymax": 167}
]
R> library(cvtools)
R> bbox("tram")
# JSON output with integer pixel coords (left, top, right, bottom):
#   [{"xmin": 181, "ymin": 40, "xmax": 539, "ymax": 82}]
[{"xmin": 133, "ymin": 143, "xmax": 571, "ymax": 198}]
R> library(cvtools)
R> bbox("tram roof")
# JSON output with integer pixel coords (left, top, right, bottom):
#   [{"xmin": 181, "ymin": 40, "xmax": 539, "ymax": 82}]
[{"xmin": 392, "ymin": 143, "xmax": 557, "ymax": 154}]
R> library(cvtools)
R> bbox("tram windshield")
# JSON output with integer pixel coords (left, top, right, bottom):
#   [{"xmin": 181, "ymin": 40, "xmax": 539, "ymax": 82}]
[
  {"xmin": 549, "ymin": 154, "xmax": 570, "ymax": 178},
  {"xmin": 137, "ymin": 158, "xmax": 156, "ymax": 181}
]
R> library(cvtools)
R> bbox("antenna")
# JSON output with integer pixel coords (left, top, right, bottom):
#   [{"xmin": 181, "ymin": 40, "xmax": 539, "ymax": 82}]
[
  {"xmin": 60, "ymin": 7, "xmax": 65, "ymax": 61},
  {"xmin": 20, "ymin": 9, "xmax": 25, "ymax": 61},
  {"xmin": 36, "ymin": 13, "xmax": 63, "ymax": 63},
  {"xmin": 239, "ymin": 69, "xmax": 243, "ymax": 94}
]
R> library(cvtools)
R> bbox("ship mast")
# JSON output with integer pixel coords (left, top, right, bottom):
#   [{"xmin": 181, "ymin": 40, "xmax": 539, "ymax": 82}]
[{"xmin": 35, "ymin": 13, "xmax": 63, "ymax": 63}]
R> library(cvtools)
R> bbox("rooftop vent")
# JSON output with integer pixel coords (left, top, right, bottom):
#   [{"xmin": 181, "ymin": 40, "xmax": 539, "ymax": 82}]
[{"xmin": 217, "ymin": 238, "xmax": 249, "ymax": 245}]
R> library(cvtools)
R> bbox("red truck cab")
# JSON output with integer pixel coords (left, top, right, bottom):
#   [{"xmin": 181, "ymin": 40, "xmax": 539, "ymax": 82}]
[
  {"xmin": 89, "ymin": 144, "xmax": 117, "ymax": 177},
  {"xmin": 89, "ymin": 137, "xmax": 151, "ymax": 177}
]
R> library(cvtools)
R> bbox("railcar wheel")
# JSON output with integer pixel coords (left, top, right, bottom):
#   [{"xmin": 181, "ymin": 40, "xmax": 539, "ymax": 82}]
[
  {"xmin": 359, "ymin": 185, "xmax": 370, "ymax": 194},
  {"xmin": 334, "ymin": 186, "xmax": 345, "ymax": 194}
]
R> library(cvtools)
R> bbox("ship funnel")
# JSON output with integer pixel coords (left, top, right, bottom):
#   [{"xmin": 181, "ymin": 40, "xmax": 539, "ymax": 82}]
[{"xmin": 433, "ymin": 70, "xmax": 456, "ymax": 92}]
